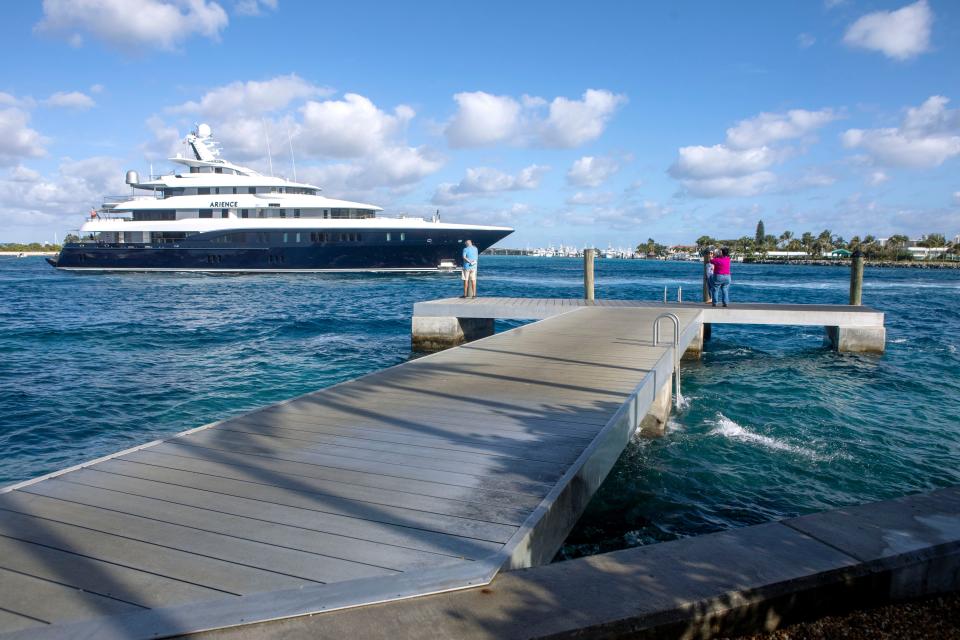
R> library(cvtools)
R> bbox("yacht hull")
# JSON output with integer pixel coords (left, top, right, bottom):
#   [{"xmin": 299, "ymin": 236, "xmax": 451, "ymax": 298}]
[{"xmin": 49, "ymin": 228, "xmax": 511, "ymax": 273}]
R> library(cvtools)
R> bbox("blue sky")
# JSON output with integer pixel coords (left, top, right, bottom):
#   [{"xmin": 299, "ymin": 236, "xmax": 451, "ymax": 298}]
[{"xmin": 1, "ymin": 0, "xmax": 958, "ymax": 246}]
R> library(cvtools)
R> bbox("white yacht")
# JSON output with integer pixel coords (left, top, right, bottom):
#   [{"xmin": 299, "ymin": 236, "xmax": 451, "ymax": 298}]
[{"xmin": 48, "ymin": 124, "xmax": 512, "ymax": 272}]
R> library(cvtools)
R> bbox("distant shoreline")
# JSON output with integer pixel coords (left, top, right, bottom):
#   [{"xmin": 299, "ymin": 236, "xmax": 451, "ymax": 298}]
[
  {"xmin": 484, "ymin": 253, "xmax": 960, "ymax": 269},
  {"xmin": 0, "ymin": 251, "xmax": 57, "ymax": 257},
  {"xmin": 744, "ymin": 258, "xmax": 960, "ymax": 269}
]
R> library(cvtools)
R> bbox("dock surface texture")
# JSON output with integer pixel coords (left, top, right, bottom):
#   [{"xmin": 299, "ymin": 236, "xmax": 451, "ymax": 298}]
[{"xmin": 0, "ymin": 305, "xmax": 703, "ymax": 639}]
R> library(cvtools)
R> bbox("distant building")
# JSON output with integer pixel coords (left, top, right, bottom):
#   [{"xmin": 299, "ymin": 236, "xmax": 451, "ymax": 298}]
[
  {"xmin": 829, "ymin": 248, "xmax": 851, "ymax": 258},
  {"xmin": 765, "ymin": 251, "xmax": 809, "ymax": 258},
  {"xmin": 907, "ymin": 246, "xmax": 948, "ymax": 260}
]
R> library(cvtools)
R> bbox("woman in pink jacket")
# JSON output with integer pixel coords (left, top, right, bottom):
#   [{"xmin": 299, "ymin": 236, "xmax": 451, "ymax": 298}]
[{"xmin": 710, "ymin": 247, "xmax": 732, "ymax": 307}]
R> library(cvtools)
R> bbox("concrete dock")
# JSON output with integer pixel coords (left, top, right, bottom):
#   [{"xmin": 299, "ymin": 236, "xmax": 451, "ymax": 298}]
[
  {"xmin": 411, "ymin": 297, "xmax": 886, "ymax": 355},
  {"xmin": 0, "ymin": 306, "xmax": 700, "ymax": 639},
  {"xmin": 0, "ymin": 298, "xmax": 893, "ymax": 638}
]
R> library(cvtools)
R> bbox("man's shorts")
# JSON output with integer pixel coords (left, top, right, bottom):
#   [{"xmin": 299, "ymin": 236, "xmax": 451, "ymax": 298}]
[{"xmin": 461, "ymin": 268, "xmax": 477, "ymax": 282}]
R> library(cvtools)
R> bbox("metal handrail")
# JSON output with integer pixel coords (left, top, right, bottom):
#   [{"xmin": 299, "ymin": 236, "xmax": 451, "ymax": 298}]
[{"xmin": 653, "ymin": 312, "xmax": 682, "ymax": 408}]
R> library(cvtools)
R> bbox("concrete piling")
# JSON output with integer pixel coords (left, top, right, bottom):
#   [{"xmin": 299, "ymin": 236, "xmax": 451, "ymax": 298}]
[
  {"xmin": 850, "ymin": 249, "xmax": 864, "ymax": 306},
  {"xmin": 584, "ymin": 248, "xmax": 595, "ymax": 300}
]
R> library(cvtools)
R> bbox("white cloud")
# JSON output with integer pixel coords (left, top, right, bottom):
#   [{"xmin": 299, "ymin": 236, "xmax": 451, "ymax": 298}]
[
  {"xmin": 445, "ymin": 92, "xmax": 522, "ymax": 147},
  {"xmin": 677, "ymin": 172, "xmax": 777, "ymax": 198},
  {"xmin": 141, "ymin": 115, "xmax": 183, "ymax": 161},
  {"xmin": 726, "ymin": 109, "xmax": 838, "ymax": 149},
  {"xmin": 0, "ymin": 108, "xmax": 49, "ymax": 166},
  {"xmin": 89, "ymin": 84, "xmax": 104, "ymax": 94},
  {"xmin": 169, "ymin": 74, "xmax": 330, "ymax": 118},
  {"xmin": 566, "ymin": 155, "xmax": 620, "ymax": 187},
  {"xmin": 670, "ymin": 145, "xmax": 778, "ymax": 180},
  {"xmin": 300, "ymin": 145, "xmax": 443, "ymax": 194},
  {"xmin": 234, "ymin": 0, "xmax": 277, "ymax": 16},
  {"xmin": 299, "ymin": 93, "xmax": 414, "ymax": 158},
  {"xmin": 670, "ymin": 106, "xmax": 838, "ymax": 197},
  {"xmin": 0, "ymin": 93, "xmax": 37, "ymax": 109},
  {"xmin": 557, "ymin": 198, "xmax": 672, "ymax": 230},
  {"xmin": 566, "ymin": 191, "xmax": 614, "ymax": 206},
  {"xmin": 953, "ymin": 191, "xmax": 960, "ymax": 205},
  {"xmin": 797, "ymin": 33, "xmax": 816, "ymax": 48},
  {"xmin": 444, "ymin": 89, "xmax": 626, "ymax": 148},
  {"xmin": 843, "ymin": 0, "xmax": 932, "ymax": 60},
  {"xmin": 36, "ymin": 0, "xmax": 229, "ymax": 52},
  {"xmin": 540, "ymin": 89, "xmax": 627, "ymax": 148},
  {"xmin": 868, "ymin": 171, "xmax": 889, "ymax": 185},
  {"xmin": 43, "ymin": 91, "xmax": 95, "ymax": 110},
  {"xmin": 432, "ymin": 165, "xmax": 548, "ymax": 204},
  {"xmin": 842, "ymin": 96, "xmax": 960, "ymax": 168},
  {"xmin": 0, "ymin": 156, "xmax": 126, "ymax": 238}
]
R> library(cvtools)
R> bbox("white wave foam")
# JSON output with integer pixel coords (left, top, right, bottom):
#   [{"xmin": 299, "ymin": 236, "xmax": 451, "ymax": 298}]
[
  {"xmin": 666, "ymin": 418, "xmax": 684, "ymax": 432},
  {"xmin": 708, "ymin": 414, "xmax": 827, "ymax": 460}
]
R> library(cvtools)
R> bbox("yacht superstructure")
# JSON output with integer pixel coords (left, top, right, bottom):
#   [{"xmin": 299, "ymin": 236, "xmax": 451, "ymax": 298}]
[{"xmin": 48, "ymin": 124, "xmax": 512, "ymax": 272}]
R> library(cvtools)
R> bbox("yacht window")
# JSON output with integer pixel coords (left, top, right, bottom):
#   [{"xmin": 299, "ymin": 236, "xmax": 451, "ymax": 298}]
[
  {"xmin": 215, "ymin": 168, "xmax": 223, "ymax": 174},
  {"xmin": 279, "ymin": 209, "xmax": 286, "ymax": 218},
  {"xmin": 248, "ymin": 187, "xmax": 256, "ymax": 194},
  {"xmin": 258, "ymin": 210, "xmax": 264, "ymax": 218},
  {"xmin": 198, "ymin": 188, "xmax": 210, "ymax": 195},
  {"xmin": 221, "ymin": 210, "xmax": 229, "ymax": 218},
  {"xmin": 241, "ymin": 209, "xmax": 249, "ymax": 218},
  {"xmin": 283, "ymin": 233, "xmax": 289, "ymax": 243},
  {"xmin": 295, "ymin": 233, "xmax": 301, "ymax": 243},
  {"xmin": 190, "ymin": 167, "xmax": 199, "ymax": 173},
  {"xmin": 400, "ymin": 233, "xmax": 405, "ymax": 241},
  {"xmin": 199, "ymin": 209, "xmax": 213, "ymax": 218},
  {"xmin": 386, "ymin": 233, "xmax": 391, "ymax": 241},
  {"xmin": 232, "ymin": 187, "xmax": 237, "ymax": 194},
  {"xmin": 294, "ymin": 209, "xmax": 301, "ymax": 218}
]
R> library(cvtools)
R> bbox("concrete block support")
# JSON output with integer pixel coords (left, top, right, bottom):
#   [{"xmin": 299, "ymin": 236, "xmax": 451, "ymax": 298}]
[
  {"xmin": 411, "ymin": 316, "xmax": 494, "ymax": 352},
  {"xmin": 639, "ymin": 376, "xmax": 672, "ymax": 437},
  {"xmin": 682, "ymin": 323, "xmax": 705, "ymax": 361},
  {"xmin": 825, "ymin": 325, "xmax": 886, "ymax": 354}
]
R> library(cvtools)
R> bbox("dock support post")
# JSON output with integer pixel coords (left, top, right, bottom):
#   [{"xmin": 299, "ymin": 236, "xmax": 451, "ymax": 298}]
[
  {"xmin": 682, "ymin": 323, "xmax": 704, "ymax": 360},
  {"xmin": 584, "ymin": 248, "xmax": 595, "ymax": 300},
  {"xmin": 639, "ymin": 376, "xmax": 672, "ymax": 437},
  {"xmin": 825, "ymin": 325, "xmax": 886, "ymax": 354},
  {"xmin": 411, "ymin": 316, "xmax": 494, "ymax": 352},
  {"xmin": 850, "ymin": 249, "xmax": 864, "ymax": 305}
]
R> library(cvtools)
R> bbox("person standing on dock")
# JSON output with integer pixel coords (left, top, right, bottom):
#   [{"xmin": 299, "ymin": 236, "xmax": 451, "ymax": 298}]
[
  {"xmin": 704, "ymin": 249, "xmax": 715, "ymax": 304},
  {"xmin": 710, "ymin": 247, "xmax": 732, "ymax": 307},
  {"xmin": 462, "ymin": 239, "xmax": 478, "ymax": 298}
]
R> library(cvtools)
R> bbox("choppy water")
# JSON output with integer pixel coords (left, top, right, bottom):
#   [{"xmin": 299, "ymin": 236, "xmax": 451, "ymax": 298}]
[{"xmin": 1, "ymin": 256, "xmax": 958, "ymax": 557}]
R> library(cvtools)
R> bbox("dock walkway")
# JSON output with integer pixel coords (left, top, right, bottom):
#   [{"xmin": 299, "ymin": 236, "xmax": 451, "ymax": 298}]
[
  {"xmin": 0, "ymin": 306, "xmax": 700, "ymax": 639},
  {"xmin": 411, "ymin": 297, "xmax": 885, "ymax": 355}
]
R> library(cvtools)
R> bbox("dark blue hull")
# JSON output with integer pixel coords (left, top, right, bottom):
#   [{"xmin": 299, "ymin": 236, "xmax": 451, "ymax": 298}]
[{"xmin": 49, "ymin": 228, "xmax": 511, "ymax": 272}]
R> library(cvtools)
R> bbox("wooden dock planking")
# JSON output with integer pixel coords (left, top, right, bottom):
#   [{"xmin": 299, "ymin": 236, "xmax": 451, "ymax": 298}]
[{"xmin": 0, "ymin": 306, "xmax": 699, "ymax": 639}]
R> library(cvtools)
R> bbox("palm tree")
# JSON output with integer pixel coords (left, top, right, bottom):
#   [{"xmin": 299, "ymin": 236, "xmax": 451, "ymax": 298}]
[{"xmin": 779, "ymin": 230, "xmax": 793, "ymax": 248}]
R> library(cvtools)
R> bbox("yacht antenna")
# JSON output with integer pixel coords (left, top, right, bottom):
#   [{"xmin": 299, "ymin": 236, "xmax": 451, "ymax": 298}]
[
  {"xmin": 286, "ymin": 125, "xmax": 297, "ymax": 182},
  {"xmin": 263, "ymin": 118, "xmax": 274, "ymax": 177}
]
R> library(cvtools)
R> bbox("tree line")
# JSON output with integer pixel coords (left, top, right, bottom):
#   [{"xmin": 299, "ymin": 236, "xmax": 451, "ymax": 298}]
[
  {"xmin": 693, "ymin": 221, "xmax": 956, "ymax": 260},
  {"xmin": 0, "ymin": 242, "xmax": 61, "ymax": 252}
]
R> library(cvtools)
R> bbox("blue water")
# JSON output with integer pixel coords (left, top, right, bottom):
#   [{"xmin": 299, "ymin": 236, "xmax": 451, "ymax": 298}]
[{"xmin": 2, "ymin": 256, "xmax": 959, "ymax": 557}]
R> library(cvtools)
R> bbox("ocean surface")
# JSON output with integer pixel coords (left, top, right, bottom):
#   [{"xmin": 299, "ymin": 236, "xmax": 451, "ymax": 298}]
[{"xmin": 2, "ymin": 256, "xmax": 958, "ymax": 558}]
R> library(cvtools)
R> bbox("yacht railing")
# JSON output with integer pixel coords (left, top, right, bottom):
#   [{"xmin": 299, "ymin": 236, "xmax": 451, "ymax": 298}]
[{"xmin": 102, "ymin": 194, "xmax": 162, "ymax": 207}]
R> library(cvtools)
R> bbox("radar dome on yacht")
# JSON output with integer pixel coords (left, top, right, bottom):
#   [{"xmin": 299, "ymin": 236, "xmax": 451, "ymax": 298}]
[
  {"xmin": 197, "ymin": 123, "xmax": 212, "ymax": 138},
  {"xmin": 125, "ymin": 170, "xmax": 139, "ymax": 185}
]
